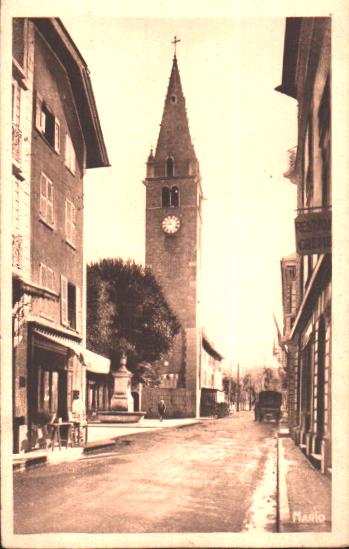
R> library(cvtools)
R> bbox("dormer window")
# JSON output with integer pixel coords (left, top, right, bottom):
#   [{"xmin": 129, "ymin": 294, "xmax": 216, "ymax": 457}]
[
  {"xmin": 166, "ymin": 157, "xmax": 174, "ymax": 177},
  {"xmin": 170, "ymin": 94, "xmax": 177, "ymax": 104}
]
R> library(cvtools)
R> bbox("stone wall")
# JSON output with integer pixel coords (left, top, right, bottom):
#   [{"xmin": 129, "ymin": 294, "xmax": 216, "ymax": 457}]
[{"xmin": 141, "ymin": 386, "xmax": 197, "ymax": 418}]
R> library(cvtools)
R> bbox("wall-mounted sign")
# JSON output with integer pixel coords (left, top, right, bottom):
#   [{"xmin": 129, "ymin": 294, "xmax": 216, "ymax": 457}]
[{"xmin": 295, "ymin": 210, "xmax": 331, "ymax": 255}]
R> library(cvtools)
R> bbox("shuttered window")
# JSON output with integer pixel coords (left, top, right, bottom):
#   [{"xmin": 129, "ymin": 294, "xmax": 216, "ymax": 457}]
[
  {"xmin": 39, "ymin": 173, "xmax": 54, "ymax": 227},
  {"xmin": 35, "ymin": 92, "xmax": 60, "ymax": 152},
  {"xmin": 65, "ymin": 199, "xmax": 76, "ymax": 247},
  {"xmin": 60, "ymin": 276, "xmax": 80, "ymax": 332},
  {"xmin": 40, "ymin": 264, "xmax": 54, "ymax": 291},
  {"xmin": 54, "ymin": 119, "xmax": 60, "ymax": 153},
  {"xmin": 65, "ymin": 133, "xmax": 76, "ymax": 174},
  {"xmin": 60, "ymin": 275, "xmax": 68, "ymax": 326},
  {"xmin": 75, "ymin": 285, "xmax": 81, "ymax": 334}
]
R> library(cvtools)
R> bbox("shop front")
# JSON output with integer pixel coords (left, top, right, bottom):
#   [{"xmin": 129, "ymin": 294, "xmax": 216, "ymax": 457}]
[
  {"xmin": 290, "ymin": 258, "xmax": 332, "ymax": 476},
  {"xmin": 84, "ymin": 349, "xmax": 111, "ymax": 419},
  {"xmin": 27, "ymin": 327, "xmax": 85, "ymax": 450}
]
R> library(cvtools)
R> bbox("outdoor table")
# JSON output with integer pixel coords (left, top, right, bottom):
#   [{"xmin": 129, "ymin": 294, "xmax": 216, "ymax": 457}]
[{"xmin": 51, "ymin": 422, "xmax": 74, "ymax": 451}]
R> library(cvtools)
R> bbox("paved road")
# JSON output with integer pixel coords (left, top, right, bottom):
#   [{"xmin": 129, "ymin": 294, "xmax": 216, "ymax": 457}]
[{"xmin": 14, "ymin": 411, "xmax": 278, "ymax": 534}]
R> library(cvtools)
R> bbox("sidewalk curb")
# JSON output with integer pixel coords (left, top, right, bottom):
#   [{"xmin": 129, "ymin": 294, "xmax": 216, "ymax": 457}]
[
  {"xmin": 277, "ymin": 436, "xmax": 291, "ymax": 533},
  {"xmin": 13, "ymin": 453, "xmax": 48, "ymax": 472},
  {"xmin": 13, "ymin": 419, "xmax": 201, "ymax": 471},
  {"xmin": 83, "ymin": 438, "xmax": 117, "ymax": 452}
]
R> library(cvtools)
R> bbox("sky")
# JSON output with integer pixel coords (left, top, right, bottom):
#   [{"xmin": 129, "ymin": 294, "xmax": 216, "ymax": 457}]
[{"xmin": 62, "ymin": 16, "xmax": 298, "ymax": 372}]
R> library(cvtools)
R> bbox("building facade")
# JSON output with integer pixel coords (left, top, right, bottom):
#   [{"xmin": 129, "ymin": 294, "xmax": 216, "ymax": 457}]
[
  {"xmin": 200, "ymin": 332, "xmax": 225, "ymax": 415},
  {"xmin": 12, "ymin": 18, "xmax": 109, "ymax": 452},
  {"xmin": 276, "ymin": 17, "xmax": 331, "ymax": 476},
  {"xmin": 142, "ymin": 52, "xmax": 222, "ymax": 418}
]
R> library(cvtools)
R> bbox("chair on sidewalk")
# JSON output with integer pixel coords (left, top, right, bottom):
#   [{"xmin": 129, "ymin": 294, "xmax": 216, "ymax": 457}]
[{"xmin": 68, "ymin": 411, "xmax": 88, "ymax": 446}]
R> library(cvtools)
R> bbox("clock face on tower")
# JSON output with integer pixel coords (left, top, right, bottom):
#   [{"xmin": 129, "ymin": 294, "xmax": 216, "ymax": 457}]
[{"xmin": 161, "ymin": 215, "xmax": 181, "ymax": 234}]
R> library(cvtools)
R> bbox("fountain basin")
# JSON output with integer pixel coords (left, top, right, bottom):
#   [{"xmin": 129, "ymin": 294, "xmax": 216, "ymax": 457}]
[{"xmin": 97, "ymin": 411, "xmax": 146, "ymax": 423}]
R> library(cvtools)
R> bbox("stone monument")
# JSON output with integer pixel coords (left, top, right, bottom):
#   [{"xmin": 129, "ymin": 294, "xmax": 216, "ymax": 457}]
[{"xmin": 97, "ymin": 353, "xmax": 146, "ymax": 423}]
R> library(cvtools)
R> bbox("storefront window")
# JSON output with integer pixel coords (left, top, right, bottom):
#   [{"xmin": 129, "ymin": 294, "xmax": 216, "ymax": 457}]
[{"xmin": 38, "ymin": 369, "xmax": 59, "ymax": 414}]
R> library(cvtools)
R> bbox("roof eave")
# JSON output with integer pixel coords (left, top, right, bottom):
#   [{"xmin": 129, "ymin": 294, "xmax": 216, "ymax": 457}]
[
  {"xmin": 275, "ymin": 17, "xmax": 302, "ymax": 101},
  {"xmin": 202, "ymin": 332, "xmax": 224, "ymax": 361},
  {"xmin": 32, "ymin": 18, "xmax": 110, "ymax": 169}
]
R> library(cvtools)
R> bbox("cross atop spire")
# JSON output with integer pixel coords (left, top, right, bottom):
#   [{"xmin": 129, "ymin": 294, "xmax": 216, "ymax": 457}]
[{"xmin": 171, "ymin": 35, "xmax": 181, "ymax": 57}]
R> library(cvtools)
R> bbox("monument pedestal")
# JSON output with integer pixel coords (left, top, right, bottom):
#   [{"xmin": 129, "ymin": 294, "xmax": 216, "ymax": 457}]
[{"xmin": 97, "ymin": 354, "xmax": 146, "ymax": 423}]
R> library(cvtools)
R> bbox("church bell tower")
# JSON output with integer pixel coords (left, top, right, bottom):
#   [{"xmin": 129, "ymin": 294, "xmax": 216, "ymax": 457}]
[{"xmin": 144, "ymin": 44, "xmax": 203, "ymax": 417}]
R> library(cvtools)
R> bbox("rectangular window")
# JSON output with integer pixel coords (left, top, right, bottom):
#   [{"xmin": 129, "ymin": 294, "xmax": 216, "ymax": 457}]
[
  {"xmin": 65, "ymin": 133, "xmax": 76, "ymax": 174},
  {"xmin": 68, "ymin": 282, "xmax": 77, "ymax": 330},
  {"xmin": 65, "ymin": 199, "xmax": 76, "ymax": 247},
  {"xmin": 39, "ymin": 173, "xmax": 54, "ymax": 227},
  {"xmin": 40, "ymin": 263, "xmax": 54, "ymax": 291},
  {"xmin": 61, "ymin": 276, "xmax": 80, "ymax": 331},
  {"xmin": 35, "ymin": 92, "xmax": 60, "ymax": 152},
  {"xmin": 38, "ymin": 369, "xmax": 59, "ymax": 415}
]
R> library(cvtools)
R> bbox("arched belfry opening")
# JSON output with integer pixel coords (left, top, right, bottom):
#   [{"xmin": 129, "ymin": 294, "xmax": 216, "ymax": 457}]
[
  {"xmin": 166, "ymin": 157, "xmax": 174, "ymax": 177},
  {"xmin": 162, "ymin": 187, "xmax": 170, "ymax": 207},
  {"xmin": 171, "ymin": 186, "xmax": 179, "ymax": 207}
]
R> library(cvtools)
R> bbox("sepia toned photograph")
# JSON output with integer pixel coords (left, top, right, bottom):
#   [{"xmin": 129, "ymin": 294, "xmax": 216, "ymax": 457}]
[{"xmin": 1, "ymin": 1, "xmax": 348, "ymax": 548}]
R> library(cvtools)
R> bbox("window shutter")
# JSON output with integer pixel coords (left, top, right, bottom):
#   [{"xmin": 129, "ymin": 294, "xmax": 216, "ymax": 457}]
[
  {"xmin": 65, "ymin": 134, "xmax": 69, "ymax": 166},
  {"xmin": 40, "ymin": 263, "xmax": 46, "ymax": 288},
  {"xmin": 65, "ymin": 134, "xmax": 76, "ymax": 174},
  {"xmin": 72, "ymin": 203, "xmax": 76, "ymax": 246},
  {"xmin": 47, "ymin": 180, "xmax": 54, "ymax": 225},
  {"xmin": 76, "ymin": 285, "xmax": 81, "ymax": 333},
  {"xmin": 48, "ymin": 268, "xmax": 54, "ymax": 291},
  {"xmin": 54, "ymin": 118, "xmax": 60, "ymax": 153},
  {"xmin": 65, "ymin": 200, "xmax": 70, "ymax": 242},
  {"xmin": 35, "ymin": 92, "xmax": 43, "ymax": 131},
  {"xmin": 60, "ymin": 275, "xmax": 68, "ymax": 326},
  {"xmin": 40, "ymin": 174, "xmax": 47, "ymax": 219}
]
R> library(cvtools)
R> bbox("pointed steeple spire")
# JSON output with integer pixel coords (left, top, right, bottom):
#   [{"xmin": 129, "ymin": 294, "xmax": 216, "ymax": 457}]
[{"xmin": 152, "ymin": 55, "xmax": 198, "ymax": 178}]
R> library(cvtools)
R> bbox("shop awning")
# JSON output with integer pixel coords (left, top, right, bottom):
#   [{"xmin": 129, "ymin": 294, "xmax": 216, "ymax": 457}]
[
  {"xmin": 82, "ymin": 348, "xmax": 111, "ymax": 375},
  {"xmin": 33, "ymin": 328, "xmax": 111, "ymax": 374}
]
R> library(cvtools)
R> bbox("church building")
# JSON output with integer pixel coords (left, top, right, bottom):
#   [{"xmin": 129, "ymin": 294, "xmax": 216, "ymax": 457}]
[{"xmin": 141, "ymin": 44, "xmax": 224, "ymax": 418}]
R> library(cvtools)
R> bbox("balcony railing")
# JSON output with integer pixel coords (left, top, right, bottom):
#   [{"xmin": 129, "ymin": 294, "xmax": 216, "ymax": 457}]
[
  {"xmin": 12, "ymin": 234, "xmax": 23, "ymax": 270},
  {"xmin": 12, "ymin": 123, "xmax": 22, "ymax": 164}
]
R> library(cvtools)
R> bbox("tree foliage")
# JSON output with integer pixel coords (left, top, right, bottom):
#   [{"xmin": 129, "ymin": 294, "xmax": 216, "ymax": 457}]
[{"xmin": 87, "ymin": 258, "xmax": 181, "ymax": 385}]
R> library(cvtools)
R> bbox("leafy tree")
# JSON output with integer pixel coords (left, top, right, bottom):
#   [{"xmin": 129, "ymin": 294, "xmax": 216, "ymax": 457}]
[
  {"xmin": 87, "ymin": 258, "xmax": 181, "ymax": 385},
  {"xmin": 223, "ymin": 375, "xmax": 237, "ymax": 403}
]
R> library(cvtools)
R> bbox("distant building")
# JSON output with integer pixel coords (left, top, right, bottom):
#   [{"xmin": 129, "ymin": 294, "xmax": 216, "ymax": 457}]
[
  {"xmin": 200, "ymin": 332, "xmax": 225, "ymax": 414},
  {"xmin": 276, "ymin": 17, "xmax": 331, "ymax": 476},
  {"xmin": 278, "ymin": 254, "xmax": 297, "ymax": 411},
  {"xmin": 142, "ymin": 50, "xmax": 223, "ymax": 418},
  {"xmin": 12, "ymin": 18, "xmax": 109, "ymax": 452}
]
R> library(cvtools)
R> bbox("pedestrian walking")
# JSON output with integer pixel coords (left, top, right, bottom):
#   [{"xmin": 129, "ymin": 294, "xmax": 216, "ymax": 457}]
[{"xmin": 158, "ymin": 399, "xmax": 166, "ymax": 422}]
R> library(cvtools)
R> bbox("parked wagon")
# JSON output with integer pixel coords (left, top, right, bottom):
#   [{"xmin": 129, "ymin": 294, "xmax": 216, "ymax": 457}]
[{"xmin": 254, "ymin": 390, "xmax": 282, "ymax": 423}]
